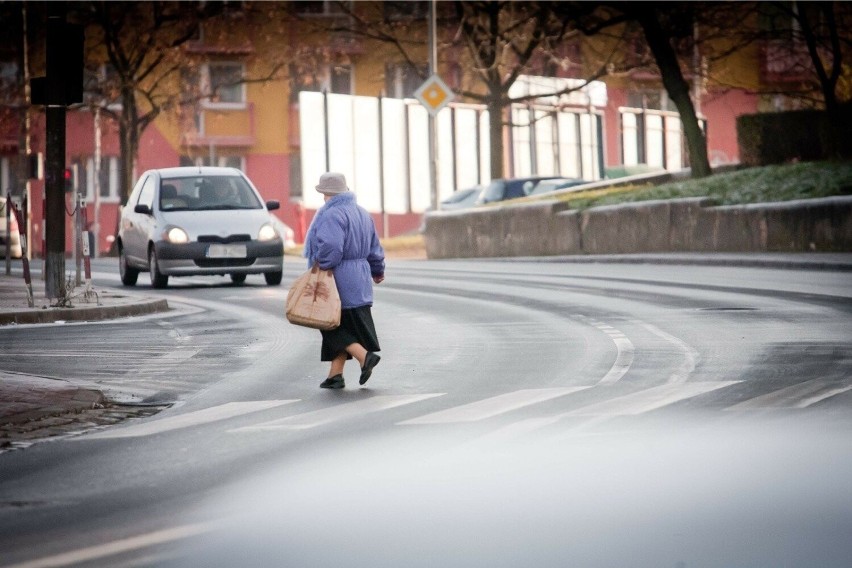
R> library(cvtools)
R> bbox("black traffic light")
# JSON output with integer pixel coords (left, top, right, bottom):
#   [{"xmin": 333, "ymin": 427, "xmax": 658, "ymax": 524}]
[
  {"xmin": 64, "ymin": 167, "xmax": 74, "ymax": 193},
  {"xmin": 30, "ymin": 21, "xmax": 84, "ymax": 106}
]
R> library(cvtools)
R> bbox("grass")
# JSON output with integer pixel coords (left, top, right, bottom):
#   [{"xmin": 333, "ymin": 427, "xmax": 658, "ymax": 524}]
[
  {"xmin": 310, "ymin": 160, "xmax": 852, "ymax": 255},
  {"xmin": 552, "ymin": 160, "xmax": 852, "ymax": 210}
]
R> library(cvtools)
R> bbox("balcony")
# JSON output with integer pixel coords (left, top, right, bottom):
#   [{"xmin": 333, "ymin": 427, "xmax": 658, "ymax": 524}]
[{"xmin": 181, "ymin": 103, "xmax": 256, "ymax": 148}]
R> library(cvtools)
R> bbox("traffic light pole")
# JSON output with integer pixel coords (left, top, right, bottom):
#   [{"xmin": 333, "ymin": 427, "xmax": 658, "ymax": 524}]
[{"xmin": 43, "ymin": 11, "xmax": 67, "ymax": 300}]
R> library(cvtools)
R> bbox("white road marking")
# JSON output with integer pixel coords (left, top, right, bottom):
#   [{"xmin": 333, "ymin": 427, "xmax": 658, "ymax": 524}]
[
  {"xmin": 1, "ymin": 521, "xmax": 215, "ymax": 568},
  {"xmin": 158, "ymin": 349, "xmax": 200, "ymax": 362},
  {"xmin": 78, "ymin": 400, "xmax": 298, "ymax": 439},
  {"xmin": 398, "ymin": 387, "xmax": 589, "ymax": 425},
  {"xmin": 232, "ymin": 394, "xmax": 444, "ymax": 432},
  {"xmin": 635, "ymin": 320, "xmax": 699, "ymax": 384},
  {"xmin": 477, "ymin": 381, "xmax": 742, "ymax": 443},
  {"xmin": 574, "ymin": 316, "xmax": 634, "ymax": 385},
  {"xmin": 567, "ymin": 381, "xmax": 740, "ymax": 416},
  {"xmin": 727, "ymin": 378, "xmax": 852, "ymax": 410}
]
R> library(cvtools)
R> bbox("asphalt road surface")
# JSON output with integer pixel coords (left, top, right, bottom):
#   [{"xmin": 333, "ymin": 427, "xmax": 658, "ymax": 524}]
[{"xmin": 1, "ymin": 256, "xmax": 850, "ymax": 568}]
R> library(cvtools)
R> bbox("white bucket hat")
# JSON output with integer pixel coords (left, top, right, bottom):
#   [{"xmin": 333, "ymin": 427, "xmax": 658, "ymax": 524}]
[{"xmin": 315, "ymin": 172, "xmax": 349, "ymax": 195}]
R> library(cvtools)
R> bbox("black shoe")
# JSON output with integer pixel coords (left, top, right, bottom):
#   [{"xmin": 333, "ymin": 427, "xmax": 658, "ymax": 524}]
[
  {"xmin": 320, "ymin": 374, "xmax": 345, "ymax": 389},
  {"xmin": 359, "ymin": 352, "xmax": 381, "ymax": 385}
]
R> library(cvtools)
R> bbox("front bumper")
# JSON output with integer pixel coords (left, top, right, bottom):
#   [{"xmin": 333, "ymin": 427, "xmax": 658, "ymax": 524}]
[{"xmin": 155, "ymin": 240, "xmax": 283, "ymax": 276}]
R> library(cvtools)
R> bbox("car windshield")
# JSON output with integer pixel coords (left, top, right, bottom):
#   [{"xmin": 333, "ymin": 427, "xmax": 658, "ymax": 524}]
[
  {"xmin": 159, "ymin": 176, "xmax": 262, "ymax": 211},
  {"xmin": 443, "ymin": 188, "xmax": 478, "ymax": 204}
]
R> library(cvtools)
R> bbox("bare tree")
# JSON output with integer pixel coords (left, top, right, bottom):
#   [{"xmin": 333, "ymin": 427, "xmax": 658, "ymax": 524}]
[
  {"xmin": 303, "ymin": 1, "xmax": 613, "ymax": 179},
  {"xmin": 574, "ymin": 2, "xmax": 714, "ymax": 178},
  {"xmin": 77, "ymin": 1, "xmax": 224, "ymax": 206},
  {"xmin": 762, "ymin": 1, "xmax": 852, "ymax": 157}
]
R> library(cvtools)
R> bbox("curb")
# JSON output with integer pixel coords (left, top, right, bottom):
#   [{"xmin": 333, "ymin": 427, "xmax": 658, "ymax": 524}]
[
  {"xmin": 0, "ymin": 298, "xmax": 170, "ymax": 326},
  {"xmin": 486, "ymin": 254, "xmax": 852, "ymax": 271},
  {"xmin": 1, "ymin": 388, "xmax": 105, "ymax": 427}
]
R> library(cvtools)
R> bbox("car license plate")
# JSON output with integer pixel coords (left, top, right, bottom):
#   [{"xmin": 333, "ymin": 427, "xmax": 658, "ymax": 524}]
[{"xmin": 207, "ymin": 244, "xmax": 247, "ymax": 258}]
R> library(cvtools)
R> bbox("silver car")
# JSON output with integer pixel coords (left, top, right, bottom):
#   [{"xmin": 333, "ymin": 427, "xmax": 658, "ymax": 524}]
[{"xmin": 118, "ymin": 167, "xmax": 284, "ymax": 288}]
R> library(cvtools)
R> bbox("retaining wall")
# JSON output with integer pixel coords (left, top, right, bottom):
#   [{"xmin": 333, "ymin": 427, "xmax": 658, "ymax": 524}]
[{"xmin": 423, "ymin": 196, "xmax": 852, "ymax": 259}]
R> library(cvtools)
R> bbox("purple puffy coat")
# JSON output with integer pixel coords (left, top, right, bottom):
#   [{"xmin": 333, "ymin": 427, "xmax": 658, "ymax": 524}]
[{"xmin": 304, "ymin": 192, "xmax": 385, "ymax": 309}]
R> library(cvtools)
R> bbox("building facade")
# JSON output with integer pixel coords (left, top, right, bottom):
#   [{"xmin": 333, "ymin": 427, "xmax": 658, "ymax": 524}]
[{"xmin": 2, "ymin": 1, "xmax": 837, "ymax": 256}]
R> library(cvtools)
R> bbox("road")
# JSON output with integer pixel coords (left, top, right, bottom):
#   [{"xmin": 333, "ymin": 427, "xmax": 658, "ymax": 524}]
[{"xmin": 1, "ymin": 256, "xmax": 851, "ymax": 568}]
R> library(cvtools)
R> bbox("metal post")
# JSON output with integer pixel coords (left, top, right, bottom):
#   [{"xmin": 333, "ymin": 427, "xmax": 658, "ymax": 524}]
[
  {"xmin": 44, "ymin": 7, "xmax": 67, "ymax": 299},
  {"xmin": 81, "ymin": 200, "xmax": 92, "ymax": 295},
  {"xmin": 93, "ymin": 105, "xmax": 101, "ymax": 258},
  {"xmin": 427, "ymin": 0, "xmax": 438, "ymax": 211},
  {"xmin": 74, "ymin": 189, "xmax": 81, "ymax": 286},
  {"xmin": 10, "ymin": 202, "xmax": 33, "ymax": 307},
  {"xmin": 378, "ymin": 94, "xmax": 388, "ymax": 239},
  {"xmin": 323, "ymin": 89, "xmax": 330, "ymax": 171},
  {"xmin": 4, "ymin": 191, "xmax": 10, "ymax": 275}
]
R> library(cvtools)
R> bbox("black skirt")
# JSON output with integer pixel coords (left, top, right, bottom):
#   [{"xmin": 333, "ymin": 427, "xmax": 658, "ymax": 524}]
[{"xmin": 320, "ymin": 306, "xmax": 380, "ymax": 361}]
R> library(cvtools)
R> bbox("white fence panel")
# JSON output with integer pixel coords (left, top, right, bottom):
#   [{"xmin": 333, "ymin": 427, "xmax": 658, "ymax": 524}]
[
  {"xmin": 381, "ymin": 98, "xmax": 408, "ymax": 215},
  {"xmin": 352, "ymin": 96, "xmax": 381, "ymax": 211},
  {"xmin": 454, "ymin": 107, "xmax": 480, "ymax": 190},
  {"xmin": 479, "ymin": 110, "xmax": 490, "ymax": 184},
  {"xmin": 437, "ymin": 108, "xmax": 455, "ymax": 204},
  {"xmin": 621, "ymin": 112, "xmax": 639, "ymax": 166},
  {"xmin": 407, "ymin": 103, "xmax": 431, "ymax": 213},
  {"xmin": 665, "ymin": 116, "xmax": 682, "ymax": 171},
  {"xmin": 299, "ymin": 92, "xmax": 327, "ymax": 210},
  {"xmin": 535, "ymin": 110, "xmax": 556, "ymax": 175}
]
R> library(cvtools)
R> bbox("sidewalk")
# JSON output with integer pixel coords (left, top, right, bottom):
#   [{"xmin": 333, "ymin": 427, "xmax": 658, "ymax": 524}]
[{"xmin": 0, "ymin": 271, "xmax": 169, "ymax": 448}]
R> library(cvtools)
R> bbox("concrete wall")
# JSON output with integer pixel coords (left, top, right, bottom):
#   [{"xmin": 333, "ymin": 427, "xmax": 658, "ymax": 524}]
[{"xmin": 423, "ymin": 196, "xmax": 852, "ymax": 259}]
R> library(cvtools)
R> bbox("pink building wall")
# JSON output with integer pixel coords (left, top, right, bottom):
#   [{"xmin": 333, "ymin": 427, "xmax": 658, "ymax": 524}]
[{"xmin": 17, "ymin": 85, "xmax": 760, "ymax": 257}]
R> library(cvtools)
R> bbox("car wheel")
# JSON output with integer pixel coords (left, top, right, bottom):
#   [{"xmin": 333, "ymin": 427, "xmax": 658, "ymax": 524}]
[
  {"xmin": 119, "ymin": 245, "xmax": 139, "ymax": 286},
  {"xmin": 148, "ymin": 246, "xmax": 169, "ymax": 288},
  {"xmin": 264, "ymin": 270, "xmax": 282, "ymax": 286},
  {"xmin": 230, "ymin": 273, "xmax": 247, "ymax": 285}
]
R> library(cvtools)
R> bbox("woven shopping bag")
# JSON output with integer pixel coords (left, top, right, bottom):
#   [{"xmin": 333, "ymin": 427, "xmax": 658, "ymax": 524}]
[{"xmin": 285, "ymin": 264, "xmax": 341, "ymax": 330}]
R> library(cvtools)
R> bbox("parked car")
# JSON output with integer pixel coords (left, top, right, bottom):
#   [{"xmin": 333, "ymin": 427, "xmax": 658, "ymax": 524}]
[
  {"xmin": 118, "ymin": 167, "xmax": 284, "ymax": 288},
  {"xmin": 527, "ymin": 177, "xmax": 590, "ymax": 196},
  {"xmin": 475, "ymin": 176, "xmax": 564, "ymax": 205},
  {"xmin": 440, "ymin": 185, "xmax": 483, "ymax": 211},
  {"xmin": 0, "ymin": 196, "xmax": 22, "ymax": 259}
]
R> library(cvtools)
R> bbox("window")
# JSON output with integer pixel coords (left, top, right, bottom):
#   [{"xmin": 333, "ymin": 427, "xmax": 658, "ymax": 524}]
[
  {"xmin": 329, "ymin": 64, "xmax": 352, "ymax": 94},
  {"xmin": 291, "ymin": 63, "xmax": 352, "ymax": 98},
  {"xmin": 203, "ymin": 62, "xmax": 245, "ymax": 107},
  {"xmin": 385, "ymin": 63, "xmax": 428, "ymax": 99},
  {"xmin": 0, "ymin": 156, "xmax": 19, "ymax": 196},
  {"xmin": 626, "ymin": 89, "xmax": 676, "ymax": 112},
  {"xmin": 137, "ymin": 176, "xmax": 156, "ymax": 209},
  {"xmin": 180, "ymin": 155, "xmax": 245, "ymax": 170},
  {"xmin": 82, "ymin": 156, "xmax": 121, "ymax": 202},
  {"xmin": 0, "ymin": 62, "xmax": 18, "ymax": 94}
]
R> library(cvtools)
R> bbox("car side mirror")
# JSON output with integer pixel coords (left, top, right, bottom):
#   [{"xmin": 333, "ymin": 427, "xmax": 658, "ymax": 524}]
[
  {"xmin": 134, "ymin": 204, "xmax": 153, "ymax": 215},
  {"xmin": 266, "ymin": 200, "xmax": 280, "ymax": 211}
]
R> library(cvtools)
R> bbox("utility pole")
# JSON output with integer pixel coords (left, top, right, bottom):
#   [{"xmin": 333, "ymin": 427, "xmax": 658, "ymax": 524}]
[
  {"xmin": 427, "ymin": 0, "xmax": 438, "ymax": 212},
  {"xmin": 30, "ymin": 5, "xmax": 84, "ymax": 299}
]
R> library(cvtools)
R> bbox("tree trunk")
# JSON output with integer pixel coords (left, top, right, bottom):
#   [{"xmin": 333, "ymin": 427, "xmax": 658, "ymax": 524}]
[
  {"xmin": 487, "ymin": 97, "xmax": 505, "ymax": 179},
  {"xmin": 638, "ymin": 11, "xmax": 712, "ymax": 178}
]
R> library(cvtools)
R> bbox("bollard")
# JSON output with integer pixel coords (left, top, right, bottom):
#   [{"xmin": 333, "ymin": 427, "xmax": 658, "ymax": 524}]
[
  {"xmin": 81, "ymin": 201, "xmax": 92, "ymax": 295},
  {"xmin": 10, "ymin": 201, "xmax": 34, "ymax": 308}
]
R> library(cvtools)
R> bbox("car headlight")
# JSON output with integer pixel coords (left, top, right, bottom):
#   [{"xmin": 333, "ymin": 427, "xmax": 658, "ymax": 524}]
[
  {"xmin": 258, "ymin": 223, "xmax": 278, "ymax": 241},
  {"xmin": 163, "ymin": 226, "xmax": 189, "ymax": 244}
]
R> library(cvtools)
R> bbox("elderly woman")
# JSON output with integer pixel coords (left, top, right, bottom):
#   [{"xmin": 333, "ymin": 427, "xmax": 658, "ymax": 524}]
[{"xmin": 303, "ymin": 172, "xmax": 385, "ymax": 389}]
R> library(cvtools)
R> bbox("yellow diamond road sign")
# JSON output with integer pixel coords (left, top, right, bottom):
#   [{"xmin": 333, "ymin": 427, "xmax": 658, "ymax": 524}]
[{"xmin": 414, "ymin": 74, "xmax": 455, "ymax": 116}]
